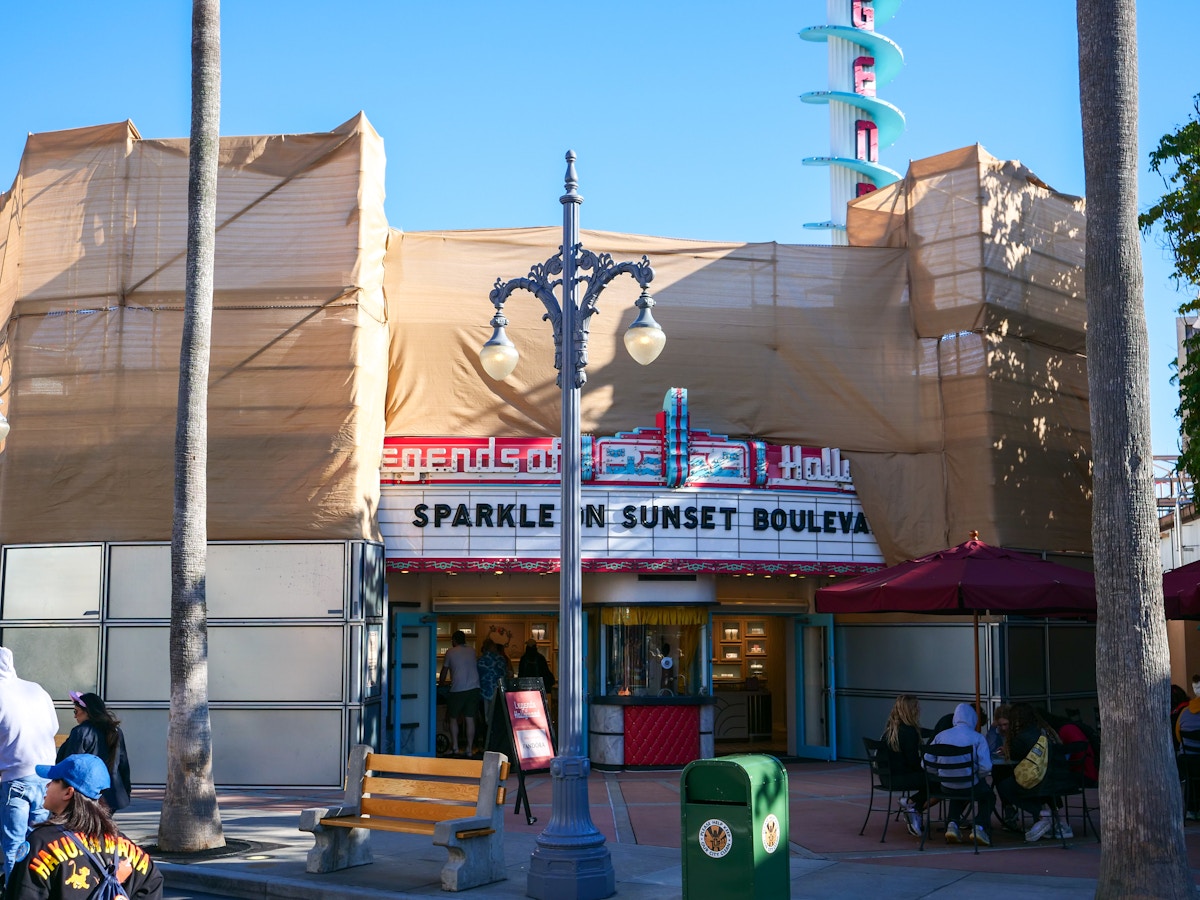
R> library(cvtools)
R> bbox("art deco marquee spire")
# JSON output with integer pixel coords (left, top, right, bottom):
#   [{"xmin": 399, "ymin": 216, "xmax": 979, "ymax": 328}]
[{"xmin": 801, "ymin": 0, "xmax": 905, "ymax": 244}]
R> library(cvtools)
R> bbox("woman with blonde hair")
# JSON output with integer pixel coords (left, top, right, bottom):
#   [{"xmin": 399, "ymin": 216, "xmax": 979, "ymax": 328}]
[{"xmin": 880, "ymin": 694, "xmax": 926, "ymax": 837}]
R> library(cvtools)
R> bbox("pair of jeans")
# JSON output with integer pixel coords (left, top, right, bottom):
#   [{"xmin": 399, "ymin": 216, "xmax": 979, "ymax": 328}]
[{"xmin": 1, "ymin": 775, "xmax": 49, "ymax": 877}]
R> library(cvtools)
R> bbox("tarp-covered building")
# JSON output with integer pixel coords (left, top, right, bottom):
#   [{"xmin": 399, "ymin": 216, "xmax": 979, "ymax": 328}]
[{"xmin": 0, "ymin": 117, "xmax": 1093, "ymax": 782}]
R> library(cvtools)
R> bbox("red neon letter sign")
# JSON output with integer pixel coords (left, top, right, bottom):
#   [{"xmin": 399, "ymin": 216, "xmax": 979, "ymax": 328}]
[
  {"xmin": 851, "ymin": 0, "xmax": 874, "ymax": 30},
  {"xmin": 855, "ymin": 120, "xmax": 878, "ymax": 162},
  {"xmin": 854, "ymin": 56, "xmax": 876, "ymax": 97}
]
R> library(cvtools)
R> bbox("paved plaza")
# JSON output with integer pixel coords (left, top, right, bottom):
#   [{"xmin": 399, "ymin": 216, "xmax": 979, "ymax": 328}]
[{"xmin": 106, "ymin": 758, "xmax": 1200, "ymax": 898}]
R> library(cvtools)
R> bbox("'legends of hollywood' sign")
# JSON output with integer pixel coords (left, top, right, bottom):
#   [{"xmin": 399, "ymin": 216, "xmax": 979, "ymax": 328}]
[{"xmin": 382, "ymin": 388, "xmax": 854, "ymax": 494}]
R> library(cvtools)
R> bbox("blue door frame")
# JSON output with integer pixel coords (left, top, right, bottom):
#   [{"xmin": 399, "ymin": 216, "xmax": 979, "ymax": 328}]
[
  {"xmin": 793, "ymin": 613, "xmax": 837, "ymax": 760},
  {"xmin": 391, "ymin": 612, "xmax": 437, "ymax": 757}
]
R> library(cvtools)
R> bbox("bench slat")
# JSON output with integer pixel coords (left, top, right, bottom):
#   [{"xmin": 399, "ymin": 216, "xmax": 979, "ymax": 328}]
[
  {"xmin": 361, "ymin": 796, "xmax": 477, "ymax": 822},
  {"xmin": 320, "ymin": 816, "xmax": 494, "ymax": 841},
  {"xmin": 363, "ymin": 775, "xmax": 482, "ymax": 803},
  {"xmin": 366, "ymin": 753, "xmax": 485, "ymax": 779}
]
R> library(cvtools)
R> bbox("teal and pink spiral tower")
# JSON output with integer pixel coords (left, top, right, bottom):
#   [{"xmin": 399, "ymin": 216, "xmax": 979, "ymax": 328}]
[{"xmin": 801, "ymin": 0, "xmax": 905, "ymax": 244}]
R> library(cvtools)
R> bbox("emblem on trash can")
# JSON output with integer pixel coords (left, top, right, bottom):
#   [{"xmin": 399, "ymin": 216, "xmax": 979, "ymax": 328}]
[
  {"xmin": 762, "ymin": 813, "xmax": 781, "ymax": 853},
  {"xmin": 699, "ymin": 818, "xmax": 733, "ymax": 858}
]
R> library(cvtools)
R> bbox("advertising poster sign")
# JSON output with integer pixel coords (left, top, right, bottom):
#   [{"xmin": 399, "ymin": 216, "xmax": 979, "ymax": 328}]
[{"xmin": 505, "ymin": 689, "xmax": 555, "ymax": 771}]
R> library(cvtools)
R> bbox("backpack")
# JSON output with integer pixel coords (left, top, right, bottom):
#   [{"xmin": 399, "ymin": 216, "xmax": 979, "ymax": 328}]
[
  {"xmin": 1014, "ymin": 732, "xmax": 1050, "ymax": 789},
  {"xmin": 59, "ymin": 828, "xmax": 129, "ymax": 899}
]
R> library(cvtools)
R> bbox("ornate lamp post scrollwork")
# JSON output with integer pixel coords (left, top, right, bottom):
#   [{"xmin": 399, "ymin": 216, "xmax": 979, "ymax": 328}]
[{"xmin": 478, "ymin": 151, "xmax": 665, "ymax": 900}]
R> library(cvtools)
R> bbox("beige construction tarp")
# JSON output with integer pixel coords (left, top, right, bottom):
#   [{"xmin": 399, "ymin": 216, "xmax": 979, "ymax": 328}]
[
  {"xmin": 385, "ymin": 145, "xmax": 1091, "ymax": 562},
  {"xmin": 0, "ymin": 115, "xmax": 389, "ymax": 543},
  {"xmin": 0, "ymin": 123, "xmax": 1089, "ymax": 563}
]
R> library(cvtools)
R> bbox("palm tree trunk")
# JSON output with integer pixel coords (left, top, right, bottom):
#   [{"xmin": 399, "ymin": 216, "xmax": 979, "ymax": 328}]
[
  {"xmin": 1079, "ymin": 1, "xmax": 1189, "ymax": 895},
  {"xmin": 158, "ymin": 0, "xmax": 225, "ymax": 852}
]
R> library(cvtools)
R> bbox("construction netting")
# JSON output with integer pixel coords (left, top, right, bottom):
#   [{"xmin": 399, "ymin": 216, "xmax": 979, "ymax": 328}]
[
  {"xmin": 0, "ymin": 115, "xmax": 390, "ymax": 543},
  {"xmin": 0, "ymin": 117, "xmax": 1089, "ymax": 563},
  {"xmin": 385, "ymin": 145, "xmax": 1090, "ymax": 562}
]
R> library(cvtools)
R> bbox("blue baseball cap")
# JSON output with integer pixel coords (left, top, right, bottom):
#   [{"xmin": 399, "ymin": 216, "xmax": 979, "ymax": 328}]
[{"xmin": 36, "ymin": 754, "xmax": 110, "ymax": 799}]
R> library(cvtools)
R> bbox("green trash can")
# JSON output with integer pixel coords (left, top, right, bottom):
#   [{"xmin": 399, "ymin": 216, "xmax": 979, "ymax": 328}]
[{"xmin": 680, "ymin": 754, "xmax": 789, "ymax": 899}]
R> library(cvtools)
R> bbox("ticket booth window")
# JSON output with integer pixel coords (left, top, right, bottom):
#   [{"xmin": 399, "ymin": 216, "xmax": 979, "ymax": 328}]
[{"xmin": 601, "ymin": 606, "xmax": 709, "ymax": 697}]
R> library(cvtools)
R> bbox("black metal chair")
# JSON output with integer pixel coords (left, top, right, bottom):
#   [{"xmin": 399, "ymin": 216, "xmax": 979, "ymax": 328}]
[
  {"xmin": 860, "ymin": 737, "xmax": 923, "ymax": 842},
  {"xmin": 1178, "ymin": 728, "xmax": 1200, "ymax": 822},
  {"xmin": 921, "ymin": 742, "xmax": 986, "ymax": 854},
  {"xmin": 1058, "ymin": 739, "xmax": 1100, "ymax": 841}
]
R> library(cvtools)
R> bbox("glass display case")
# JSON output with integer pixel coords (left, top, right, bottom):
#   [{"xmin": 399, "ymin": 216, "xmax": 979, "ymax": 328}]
[{"xmin": 601, "ymin": 605, "xmax": 708, "ymax": 696}]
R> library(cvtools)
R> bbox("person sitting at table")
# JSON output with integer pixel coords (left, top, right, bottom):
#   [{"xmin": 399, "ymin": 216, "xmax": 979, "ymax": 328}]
[
  {"xmin": 995, "ymin": 703, "xmax": 1071, "ymax": 841},
  {"xmin": 1176, "ymin": 675, "xmax": 1200, "ymax": 751},
  {"xmin": 1175, "ymin": 676, "xmax": 1200, "ymax": 819},
  {"xmin": 1171, "ymin": 683, "xmax": 1189, "ymax": 743},
  {"xmin": 924, "ymin": 703, "xmax": 994, "ymax": 846},
  {"xmin": 985, "ymin": 704, "xmax": 1012, "ymax": 762},
  {"xmin": 880, "ymin": 694, "xmax": 927, "ymax": 837}
]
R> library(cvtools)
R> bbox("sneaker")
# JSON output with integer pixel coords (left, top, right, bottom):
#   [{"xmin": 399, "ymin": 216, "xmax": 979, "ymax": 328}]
[
  {"xmin": 1052, "ymin": 822, "xmax": 1074, "ymax": 839},
  {"xmin": 971, "ymin": 825, "xmax": 991, "ymax": 846},
  {"xmin": 945, "ymin": 821, "xmax": 962, "ymax": 843},
  {"xmin": 1025, "ymin": 814, "xmax": 1054, "ymax": 843},
  {"xmin": 905, "ymin": 809, "xmax": 923, "ymax": 837}
]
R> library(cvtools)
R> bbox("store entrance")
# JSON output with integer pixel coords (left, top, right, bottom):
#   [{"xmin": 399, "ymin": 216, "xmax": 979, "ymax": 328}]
[
  {"xmin": 711, "ymin": 614, "xmax": 789, "ymax": 756},
  {"xmin": 433, "ymin": 613, "xmax": 559, "ymax": 757}
]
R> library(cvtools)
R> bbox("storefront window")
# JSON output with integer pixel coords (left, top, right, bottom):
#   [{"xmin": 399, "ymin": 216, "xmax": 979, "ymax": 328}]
[{"xmin": 601, "ymin": 606, "xmax": 708, "ymax": 697}]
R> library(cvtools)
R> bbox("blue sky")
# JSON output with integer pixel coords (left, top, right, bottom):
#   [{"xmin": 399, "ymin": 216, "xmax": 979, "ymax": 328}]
[{"xmin": 0, "ymin": 2, "xmax": 1189, "ymax": 456}]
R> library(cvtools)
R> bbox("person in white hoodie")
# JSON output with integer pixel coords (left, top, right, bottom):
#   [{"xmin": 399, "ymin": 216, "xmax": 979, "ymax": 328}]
[
  {"xmin": 0, "ymin": 648, "xmax": 59, "ymax": 881},
  {"xmin": 924, "ymin": 703, "xmax": 994, "ymax": 845}
]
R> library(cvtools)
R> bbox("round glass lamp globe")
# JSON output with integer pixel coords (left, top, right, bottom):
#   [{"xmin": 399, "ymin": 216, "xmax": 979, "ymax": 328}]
[
  {"xmin": 480, "ymin": 341, "xmax": 519, "ymax": 381},
  {"xmin": 624, "ymin": 321, "xmax": 666, "ymax": 366}
]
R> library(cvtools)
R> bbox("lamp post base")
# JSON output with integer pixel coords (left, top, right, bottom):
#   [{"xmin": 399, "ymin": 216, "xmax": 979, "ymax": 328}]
[
  {"xmin": 525, "ymin": 754, "xmax": 616, "ymax": 900},
  {"xmin": 527, "ymin": 842, "xmax": 615, "ymax": 900}
]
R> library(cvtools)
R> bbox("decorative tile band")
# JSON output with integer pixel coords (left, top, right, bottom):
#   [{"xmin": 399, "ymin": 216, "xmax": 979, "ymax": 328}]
[{"xmin": 384, "ymin": 557, "xmax": 883, "ymax": 576}]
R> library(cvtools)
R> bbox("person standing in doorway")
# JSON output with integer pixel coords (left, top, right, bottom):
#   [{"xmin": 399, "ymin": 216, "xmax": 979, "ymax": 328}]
[
  {"xmin": 518, "ymin": 639, "xmax": 557, "ymax": 692},
  {"xmin": 0, "ymin": 647, "xmax": 59, "ymax": 881},
  {"xmin": 56, "ymin": 693, "xmax": 131, "ymax": 812},
  {"xmin": 439, "ymin": 631, "xmax": 480, "ymax": 757}
]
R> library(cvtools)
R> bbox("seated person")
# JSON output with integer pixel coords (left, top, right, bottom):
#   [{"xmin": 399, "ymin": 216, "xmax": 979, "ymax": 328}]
[
  {"xmin": 986, "ymin": 703, "xmax": 1012, "ymax": 762},
  {"xmin": 880, "ymin": 694, "xmax": 927, "ymax": 837},
  {"xmin": 995, "ymin": 703, "xmax": 1073, "ymax": 841},
  {"xmin": 1171, "ymin": 683, "xmax": 1189, "ymax": 746},
  {"xmin": 1176, "ymin": 676, "xmax": 1200, "ymax": 819},
  {"xmin": 924, "ymin": 703, "xmax": 994, "ymax": 846}
]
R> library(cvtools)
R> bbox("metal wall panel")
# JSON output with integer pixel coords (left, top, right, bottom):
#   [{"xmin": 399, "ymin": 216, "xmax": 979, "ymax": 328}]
[
  {"xmin": 1006, "ymin": 625, "xmax": 1048, "ymax": 696},
  {"xmin": 1048, "ymin": 624, "xmax": 1097, "ymax": 694},
  {"xmin": 211, "ymin": 708, "xmax": 345, "ymax": 785},
  {"xmin": 2, "ymin": 545, "xmax": 103, "ymax": 618},
  {"xmin": 206, "ymin": 543, "xmax": 346, "ymax": 618},
  {"xmin": 209, "ymin": 626, "xmax": 344, "ymax": 702},
  {"xmin": 0, "ymin": 626, "xmax": 98, "ymax": 700},
  {"xmin": 120, "ymin": 708, "xmax": 168, "ymax": 785},
  {"xmin": 109, "ymin": 545, "xmax": 170, "ymax": 618},
  {"xmin": 835, "ymin": 623, "xmax": 982, "ymax": 695},
  {"xmin": 106, "ymin": 627, "xmax": 170, "ymax": 701}
]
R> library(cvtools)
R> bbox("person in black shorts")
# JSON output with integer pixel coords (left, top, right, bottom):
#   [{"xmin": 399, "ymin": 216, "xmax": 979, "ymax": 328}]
[{"xmin": 439, "ymin": 631, "xmax": 480, "ymax": 756}]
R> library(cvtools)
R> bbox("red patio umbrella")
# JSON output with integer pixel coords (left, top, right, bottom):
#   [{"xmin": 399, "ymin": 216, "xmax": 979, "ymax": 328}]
[
  {"xmin": 814, "ymin": 535, "xmax": 1096, "ymax": 711},
  {"xmin": 1164, "ymin": 558, "xmax": 1200, "ymax": 619}
]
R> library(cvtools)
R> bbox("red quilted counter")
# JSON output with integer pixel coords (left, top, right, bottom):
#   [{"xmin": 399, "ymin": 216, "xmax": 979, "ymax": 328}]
[{"xmin": 623, "ymin": 704, "xmax": 700, "ymax": 766}]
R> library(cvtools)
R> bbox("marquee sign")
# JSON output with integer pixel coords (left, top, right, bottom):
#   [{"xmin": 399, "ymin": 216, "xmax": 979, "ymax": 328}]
[{"xmin": 379, "ymin": 389, "xmax": 884, "ymax": 576}]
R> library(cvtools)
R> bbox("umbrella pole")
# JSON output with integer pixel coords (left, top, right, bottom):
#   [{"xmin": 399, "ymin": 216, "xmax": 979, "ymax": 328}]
[{"xmin": 974, "ymin": 611, "xmax": 981, "ymax": 726}]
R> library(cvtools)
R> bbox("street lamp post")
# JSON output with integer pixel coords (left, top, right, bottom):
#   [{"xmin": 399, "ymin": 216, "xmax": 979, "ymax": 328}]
[{"xmin": 480, "ymin": 151, "xmax": 665, "ymax": 900}]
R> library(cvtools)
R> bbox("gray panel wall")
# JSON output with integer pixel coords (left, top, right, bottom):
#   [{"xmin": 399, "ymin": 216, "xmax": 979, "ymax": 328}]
[
  {"xmin": 0, "ymin": 540, "xmax": 384, "ymax": 787},
  {"xmin": 833, "ymin": 619, "xmax": 1099, "ymax": 759}
]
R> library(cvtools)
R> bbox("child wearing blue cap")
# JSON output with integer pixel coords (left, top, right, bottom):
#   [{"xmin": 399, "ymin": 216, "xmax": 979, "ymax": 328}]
[{"xmin": 2, "ymin": 754, "xmax": 161, "ymax": 899}]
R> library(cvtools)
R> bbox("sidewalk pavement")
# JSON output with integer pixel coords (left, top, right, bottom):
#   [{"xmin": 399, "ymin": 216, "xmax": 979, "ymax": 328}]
[{"xmin": 115, "ymin": 759, "xmax": 1200, "ymax": 899}]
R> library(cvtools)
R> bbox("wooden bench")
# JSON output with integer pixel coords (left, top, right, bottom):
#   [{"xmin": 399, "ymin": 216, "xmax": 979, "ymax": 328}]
[{"xmin": 299, "ymin": 745, "xmax": 510, "ymax": 892}]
